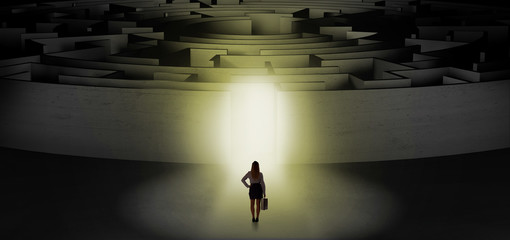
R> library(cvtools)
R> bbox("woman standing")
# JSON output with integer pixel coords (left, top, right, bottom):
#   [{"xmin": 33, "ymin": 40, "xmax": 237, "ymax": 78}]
[{"xmin": 241, "ymin": 161, "xmax": 266, "ymax": 222}]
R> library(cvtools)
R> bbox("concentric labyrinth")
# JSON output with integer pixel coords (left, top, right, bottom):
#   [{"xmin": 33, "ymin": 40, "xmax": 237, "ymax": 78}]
[{"xmin": 0, "ymin": 0, "xmax": 509, "ymax": 164}]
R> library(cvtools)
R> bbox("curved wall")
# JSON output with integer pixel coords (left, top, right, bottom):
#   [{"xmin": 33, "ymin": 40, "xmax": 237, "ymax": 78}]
[
  {"xmin": 1, "ymin": 0, "xmax": 509, "ymax": 163},
  {"xmin": 0, "ymin": 80, "xmax": 232, "ymax": 163},
  {"xmin": 277, "ymin": 80, "xmax": 510, "ymax": 163},
  {"xmin": 1, "ymin": 79, "xmax": 508, "ymax": 163}
]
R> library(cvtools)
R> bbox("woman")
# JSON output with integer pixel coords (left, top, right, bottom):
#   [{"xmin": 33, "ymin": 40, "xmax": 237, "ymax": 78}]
[{"xmin": 241, "ymin": 161, "xmax": 266, "ymax": 222}]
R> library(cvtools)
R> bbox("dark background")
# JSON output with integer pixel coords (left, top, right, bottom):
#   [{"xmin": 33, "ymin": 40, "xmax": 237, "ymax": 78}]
[
  {"xmin": 0, "ymin": 0, "xmax": 509, "ymax": 7},
  {"xmin": 1, "ymin": 0, "xmax": 509, "ymax": 239}
]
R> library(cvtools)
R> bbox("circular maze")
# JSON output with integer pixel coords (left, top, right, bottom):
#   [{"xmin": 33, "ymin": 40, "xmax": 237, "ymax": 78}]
[{"xmin": 0, "ymin": 0, "xmax": 509, "ymax": 163}]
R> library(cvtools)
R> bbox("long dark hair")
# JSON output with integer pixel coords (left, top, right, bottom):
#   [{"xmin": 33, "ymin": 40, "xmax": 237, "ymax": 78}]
[{"xmin": 251, "ymin": 161, "xmax": 260, "ymax": 180}]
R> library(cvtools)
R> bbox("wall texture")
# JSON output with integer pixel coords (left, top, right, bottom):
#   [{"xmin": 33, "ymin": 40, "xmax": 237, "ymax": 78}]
[
  {"xmin": 1, "ymin": 0, "xmax": 509, "ymax": 163},
  {"xmin": 1, "ymin": 79, "xmax": 508, "ymax": 163},
  {"xmin": 0, "ymin": 80, "xmax": 232, "ymax": 163},
  {"xmin": 277, "ymin": 80, "xmax": 510, "ymax": 163}
]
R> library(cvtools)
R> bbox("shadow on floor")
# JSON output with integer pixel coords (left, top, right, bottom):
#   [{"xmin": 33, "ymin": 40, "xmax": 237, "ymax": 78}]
[{"xmin": 2, "ymin": 147, "xmax": 509, "ymax": 240}]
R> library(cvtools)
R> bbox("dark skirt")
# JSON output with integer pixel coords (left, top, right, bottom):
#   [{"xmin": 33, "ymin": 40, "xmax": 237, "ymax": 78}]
[{"xmin": 249, "ymin": 183, "xmax": 263, "ymax": 199}]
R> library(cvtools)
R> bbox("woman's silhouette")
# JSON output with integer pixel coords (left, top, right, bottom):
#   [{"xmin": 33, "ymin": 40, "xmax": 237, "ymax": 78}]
[{"xmin": 241, "ymin": 161, "xmax": 266, "ymax": 222}]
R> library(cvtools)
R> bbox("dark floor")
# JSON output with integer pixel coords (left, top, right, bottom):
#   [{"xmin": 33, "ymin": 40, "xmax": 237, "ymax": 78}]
[{"xmin": 2, "ymin": 147, "xmax": 510, "ymax": 240}]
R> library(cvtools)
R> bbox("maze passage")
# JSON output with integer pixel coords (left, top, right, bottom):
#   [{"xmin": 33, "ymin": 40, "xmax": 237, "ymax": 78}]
[{"xmin": 0, "ymin": 0, "xmax": 509, "ymax": 163}]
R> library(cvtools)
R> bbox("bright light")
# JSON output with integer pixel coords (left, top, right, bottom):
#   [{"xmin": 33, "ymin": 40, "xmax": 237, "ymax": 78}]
[
  {"xmin": 118, "ymin": 82, "xmax": 399, "ymax": 239},
  {"xmin": 229, "ymin": 83, "xmax": 277, "ymax": 175}
]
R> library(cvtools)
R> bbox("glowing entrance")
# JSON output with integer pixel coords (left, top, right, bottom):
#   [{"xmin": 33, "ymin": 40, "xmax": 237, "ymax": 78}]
[{"xmin": 230, "ymin": 83, "xmax": 276, "ymax": 174}]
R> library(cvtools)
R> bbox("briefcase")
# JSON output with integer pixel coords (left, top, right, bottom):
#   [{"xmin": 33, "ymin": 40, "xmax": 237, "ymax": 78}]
[{"xmin": 262, "ymin": 197, "xmax": 268, "ymax": 210}]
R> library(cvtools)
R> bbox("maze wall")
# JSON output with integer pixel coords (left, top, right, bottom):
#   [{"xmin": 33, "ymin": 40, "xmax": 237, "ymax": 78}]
[{"xmin": 0, "ymin": 0, "xmax": 509, "ymax": 163}]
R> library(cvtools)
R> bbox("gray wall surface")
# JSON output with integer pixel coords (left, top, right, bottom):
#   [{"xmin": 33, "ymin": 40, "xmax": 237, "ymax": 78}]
[
  {"xmin": 1, "ymin": 79, "xmax": 508, "ymax": 163},
  {"xmin": 0, "ymin": 80, "xmax": 232, "ymax": 163},
  {"xmin": 277, "ymin": 80, "xmax": 510, "ymax": 163}
]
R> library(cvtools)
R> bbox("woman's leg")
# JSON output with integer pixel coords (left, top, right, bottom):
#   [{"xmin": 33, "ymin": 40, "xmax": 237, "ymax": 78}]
[
  {"xmin": 250, "ymin": 199, "xmax": 255, "ymax": 219},
  {"xmin": 256, "ymin": 198, "xmax": 261, "ymax": 219}
]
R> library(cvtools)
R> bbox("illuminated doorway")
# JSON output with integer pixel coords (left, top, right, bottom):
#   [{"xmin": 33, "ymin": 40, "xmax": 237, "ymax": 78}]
[{"xmin": 230, "ymin": 83, "xmax": 277, "ymax": 173}]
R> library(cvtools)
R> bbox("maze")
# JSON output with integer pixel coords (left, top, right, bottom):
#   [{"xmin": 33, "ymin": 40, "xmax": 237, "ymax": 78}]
[{"xmin": 0, "ymin": 0, "xmax": 509, "ymax": 163}]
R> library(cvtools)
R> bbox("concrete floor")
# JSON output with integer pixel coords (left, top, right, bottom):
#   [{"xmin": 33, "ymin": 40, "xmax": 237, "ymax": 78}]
[{"xmin": 2, "ymin": 147, "xmax": 510, "ymax": 240}]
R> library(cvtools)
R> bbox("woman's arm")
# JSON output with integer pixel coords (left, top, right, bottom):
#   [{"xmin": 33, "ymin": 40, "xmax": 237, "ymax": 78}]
[
  {"xmin": 260, "ymin": 173, "xmax": 266, "ymax": 197},
  {"xmin": 241, "ymin": 172, "xmax": 250, "ymax": 188}
]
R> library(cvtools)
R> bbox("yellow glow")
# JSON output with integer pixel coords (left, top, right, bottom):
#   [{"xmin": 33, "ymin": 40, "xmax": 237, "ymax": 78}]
[
  {"xmin": 229, "ymin": 83, "xmax": 277, "ymax": 175},
  {"xmin": 120, "ymin": 163, "xmax": 399, "ymax": 239},
  {"xmin": 119, "ymin": 82, "xmax": 399, "ymax": 239}
]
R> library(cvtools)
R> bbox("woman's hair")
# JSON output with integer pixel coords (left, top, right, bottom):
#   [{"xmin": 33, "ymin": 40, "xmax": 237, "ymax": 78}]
[{"xmin": 251, "ymin": 161, "xmax": 260, "ymax": 180}]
